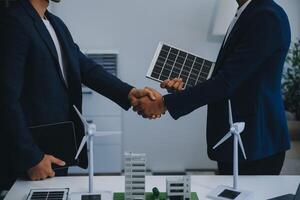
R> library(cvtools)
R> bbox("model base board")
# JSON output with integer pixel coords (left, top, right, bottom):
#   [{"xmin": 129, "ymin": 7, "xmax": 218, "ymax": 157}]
[
  {"xmin": 207, "ymin": 185, "xmax": 254, "ymax": 200},
  {"xmin": 113, "ymin": 192, "xmax": 199, "ymax": 200}
]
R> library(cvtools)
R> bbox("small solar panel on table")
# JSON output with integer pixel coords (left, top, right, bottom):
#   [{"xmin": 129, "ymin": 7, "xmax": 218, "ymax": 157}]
[{"xmin": 27, "ymin": 189, "xmax": 68, "ymax": 200}]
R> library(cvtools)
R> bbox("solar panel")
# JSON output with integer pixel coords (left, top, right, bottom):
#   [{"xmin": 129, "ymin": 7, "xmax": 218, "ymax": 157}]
[
  {"xmin": 147, "ymin": 42, "xmax": 215, "ymax": 89},
  {"xmin": 26, "ymin": 188, "xmax": 69, "ymax": 200}
]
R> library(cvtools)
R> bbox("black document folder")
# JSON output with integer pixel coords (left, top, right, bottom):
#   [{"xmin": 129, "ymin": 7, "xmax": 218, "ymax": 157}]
[
  {"xmin": 268, "ymin": 194, "xmax": 294, "ymax": 200},
  {"xmin": 29, "ymin": 121, "xmax": 79, "ymax": 169},
  {"xmin": 268, "ymin": 184, "xmax": 300, "ymax": 200}
]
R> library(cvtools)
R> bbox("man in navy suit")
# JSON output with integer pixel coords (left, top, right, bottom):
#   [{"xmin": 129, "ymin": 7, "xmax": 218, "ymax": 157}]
[
  {"xmin": 136, "ymin": 0, "xmax": 291, "ymax": 175},
  {"xmin": 0, "ymin": 0, "xmax": 164, "ymax": 192}
]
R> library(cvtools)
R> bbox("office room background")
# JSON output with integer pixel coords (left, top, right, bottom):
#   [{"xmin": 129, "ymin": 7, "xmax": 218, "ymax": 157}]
[{"xmin": 49, "ymin": 0, "xmax": 300, "ymax": 175}]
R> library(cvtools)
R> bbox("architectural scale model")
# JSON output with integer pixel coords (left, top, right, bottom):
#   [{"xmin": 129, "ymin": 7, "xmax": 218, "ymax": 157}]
[
  {"xmin": 112, "ymin": 153, "xmax": 198, "ymax": 200},
  {"xmin": 124, "ymin": 152, "xmax": 147, "ymax": 200},
  {"xmin": 166, "ymin": 176, "xmax": 191, "ymax": 200}
]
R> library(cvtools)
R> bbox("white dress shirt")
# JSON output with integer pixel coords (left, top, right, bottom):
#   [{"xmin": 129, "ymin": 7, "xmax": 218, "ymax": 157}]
[
  {"xmin": 42, "ymin": 17, "xmax": 68, "ymax": 86},
  {"xmin": 223, "ymin": 0, "xmax": 252, "ymax": 45}
]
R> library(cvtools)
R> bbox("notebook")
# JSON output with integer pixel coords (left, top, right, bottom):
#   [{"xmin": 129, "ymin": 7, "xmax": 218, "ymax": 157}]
[{"xmin": 29, "ymin": 121, "xmax": 79, "ymax": 169}]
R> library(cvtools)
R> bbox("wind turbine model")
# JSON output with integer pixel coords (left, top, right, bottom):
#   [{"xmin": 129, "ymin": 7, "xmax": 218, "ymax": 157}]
[
  {"xmin": 71, "ymin": 105, "xmax": 121, "ymax": 200},
  {"xmin": 207, "ymin": 100, "xmax": 254, "ymax": 200}
]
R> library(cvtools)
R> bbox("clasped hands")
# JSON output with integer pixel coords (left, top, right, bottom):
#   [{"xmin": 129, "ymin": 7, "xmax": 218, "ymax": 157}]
[{"xmin": 128, "ymin": 78, "xmax": 184, "ymax": 119}]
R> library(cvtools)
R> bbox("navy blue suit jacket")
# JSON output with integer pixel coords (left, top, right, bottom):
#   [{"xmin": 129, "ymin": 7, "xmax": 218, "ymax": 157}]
[
  {"xmin": 164, "ymin": 0, "xmax": 291, "ymax": 162},
  {"xmin": 0, "ymin": 0, "xmax": 133, "ymax": 189}
]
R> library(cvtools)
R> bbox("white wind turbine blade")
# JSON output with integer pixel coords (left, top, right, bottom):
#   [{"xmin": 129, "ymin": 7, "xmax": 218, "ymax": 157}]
[
  {"xmin": 234, "ymin": 122, "xmax": 245, "ymax": 134},
  {"xmin": 228, "ymin": 100, "xmax": 234, "ymax": 126},
  {"xmin": 75, "ymin": 135, "xmax": 89, "ymax": 159},
  {"xmin": 73, "ymin": 105, "xmax": 89, "ymax": 133},
  {"xmin": 93, "ymin": 131, "xmax": 122, "ymax": 137},
  {"xmin": 237, "ymin": 134, "xmax": 247, "ymax": 159},
  {"xmin": 213, "ymin": 131, "xmax": 232, "ymax": 149}
]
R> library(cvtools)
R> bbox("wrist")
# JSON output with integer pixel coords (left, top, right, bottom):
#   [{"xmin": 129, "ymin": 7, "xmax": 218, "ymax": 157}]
[
  {"xmin": 128, "ymin": 88, "xmax": 136, "ymax": 100},
  {"xmin": 161, "ymin": 96, "xmax": 167, "ymax": 112}
]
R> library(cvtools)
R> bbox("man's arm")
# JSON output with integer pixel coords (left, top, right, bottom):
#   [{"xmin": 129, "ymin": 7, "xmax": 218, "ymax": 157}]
[
  {"xmin": 0, "ymin": 17, "xmax": 44, "ymax": 172},
  {"xmin": 163, "ymin": 11, "xmax": 286, "ymax": 119},
  {"xmin": 75, "ymin": 45, "xmax": 134, "ymax": 110},
  {"xmin": 75, "ymin": 45, "xmax": 162, "ymax": 118}
]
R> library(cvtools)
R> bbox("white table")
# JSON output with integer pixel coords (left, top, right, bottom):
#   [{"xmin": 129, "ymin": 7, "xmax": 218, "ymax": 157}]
[{"xmin": 4, "ymin": 176, "xmax": 300, "ymax": 200}]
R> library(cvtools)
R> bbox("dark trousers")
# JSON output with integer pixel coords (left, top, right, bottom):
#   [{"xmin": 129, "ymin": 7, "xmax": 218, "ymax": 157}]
[{"xmin": 217, "ymin": 152, "xmax": 286, "ymax": 175}]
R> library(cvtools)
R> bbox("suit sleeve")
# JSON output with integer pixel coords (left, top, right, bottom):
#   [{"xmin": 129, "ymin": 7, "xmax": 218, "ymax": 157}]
[
  {"xmin": 75, "ymin": 45, "xmax": 134, "ymax": 110},
  {"xmin": 164, "ymin": 11, "xmax": 286, "ymax": 120},
  {"xmin": 0, "ymin": 17, "xmax": 44, "ymax": 172}
]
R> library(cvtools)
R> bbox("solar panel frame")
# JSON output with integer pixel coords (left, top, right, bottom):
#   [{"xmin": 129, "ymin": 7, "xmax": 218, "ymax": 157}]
[
  {"xmin": 146, "ymin": 42, "xmax": 215, "ymax": 89},
  {"xmin": 26, "ymin": 188, "xmax": 69, "ymax": 200}
]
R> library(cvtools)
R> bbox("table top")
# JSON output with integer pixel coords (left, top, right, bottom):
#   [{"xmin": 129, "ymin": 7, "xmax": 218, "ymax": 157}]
[{"xmin": 4, "ymin": 175, "xmax": 300, "ymax": 200}]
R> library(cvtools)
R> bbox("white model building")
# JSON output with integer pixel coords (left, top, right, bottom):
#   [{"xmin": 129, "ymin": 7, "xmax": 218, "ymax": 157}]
[
  {"xmin": 166, "ymin": 176, "xmax": 191, "ymax": 200},
  {"xmin": 124, "ymin": 152, "xmax": 146, "ymax": 200}
]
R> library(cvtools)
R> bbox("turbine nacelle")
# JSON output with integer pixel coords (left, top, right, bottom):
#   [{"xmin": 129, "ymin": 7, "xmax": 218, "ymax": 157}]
[
  {"xmin": 73, "ymin": 105, "xmax": 121, "ymax": 160},
  {"xmin": 87, "ymin": 124, "xmax": 97, "ymax": 135},
  {"xmin": 231, "ymin": 122, "xmax": 245, "ymax": 134},
  {"xmin": 213, "ymin": 122, "xmax": 247, "ymax": 160}
]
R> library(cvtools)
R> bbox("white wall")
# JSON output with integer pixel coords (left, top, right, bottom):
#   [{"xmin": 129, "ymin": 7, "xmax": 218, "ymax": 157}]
[
  {"xmin": 211, "ymin": 0, "xmax": 300, "ymax": 40},
  {"xmin": 51, "ymin": 0, "xmax": 300, "ymax": 172},
  {"xmin": 275, "ymin": 0, "xmax": 300, "ymax": 41}
]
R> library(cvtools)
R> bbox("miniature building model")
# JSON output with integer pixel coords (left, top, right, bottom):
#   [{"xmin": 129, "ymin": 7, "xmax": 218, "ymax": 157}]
[
  {"xmin": 124, "ymin": 152, "xmax": 146, "ymax": 200},
  {"xmin": 166, "ymin": 176, "xmax": 191, "ymax": 200}
]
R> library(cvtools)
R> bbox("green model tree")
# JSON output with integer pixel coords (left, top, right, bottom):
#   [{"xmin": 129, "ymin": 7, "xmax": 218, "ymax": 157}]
[
  {"xmin": 152, "ymin": 187, "xmax": 160, "ymax": 200},
  {"xmin": 283, "ymin": 39, "xmax": 300, "ymax": 120}
]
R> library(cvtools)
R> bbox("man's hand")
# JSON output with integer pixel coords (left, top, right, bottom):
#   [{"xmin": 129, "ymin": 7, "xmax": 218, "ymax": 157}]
[
  {"xmin": 128, "ymin": 87, "xmax": 160, "ymax": 119},
  {"xmin": 128, "ymin": 87, "xmax": 156, "ymax": 106},
  {"xmin": 133, "ymin": 88, "xmax": 166, "ymax": 119},
  {"xmin": 160, "ymin": 78, "xmax": 184, "ymax": 92},
  {"xmin": 27, "ymin": 154, "xmax": 65, "ymax": 181}
]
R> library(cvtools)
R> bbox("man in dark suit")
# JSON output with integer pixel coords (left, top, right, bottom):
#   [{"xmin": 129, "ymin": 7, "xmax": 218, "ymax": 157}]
[
  {"xmin": 135, "ymin": 0, "xmax": 291, "ymax": 175},
  {"xmin": 0, "ymin": 0, "xmax": 163, "ymax": 192}
]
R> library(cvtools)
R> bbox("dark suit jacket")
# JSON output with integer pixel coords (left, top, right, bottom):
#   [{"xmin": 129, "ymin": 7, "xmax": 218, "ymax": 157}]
[
  {"xmin": 164, "ymin": 0, "xmax": 291, "ymax": 162},
  {"xmin": 0, "ymin": 0, "xmax": 133, "ymax": 190}
]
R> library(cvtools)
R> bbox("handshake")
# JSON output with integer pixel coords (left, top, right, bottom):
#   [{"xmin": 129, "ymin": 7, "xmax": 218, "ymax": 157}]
[{"xmin": 128, "ymin": 78, "xmax": 184, "ymax": 119}]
